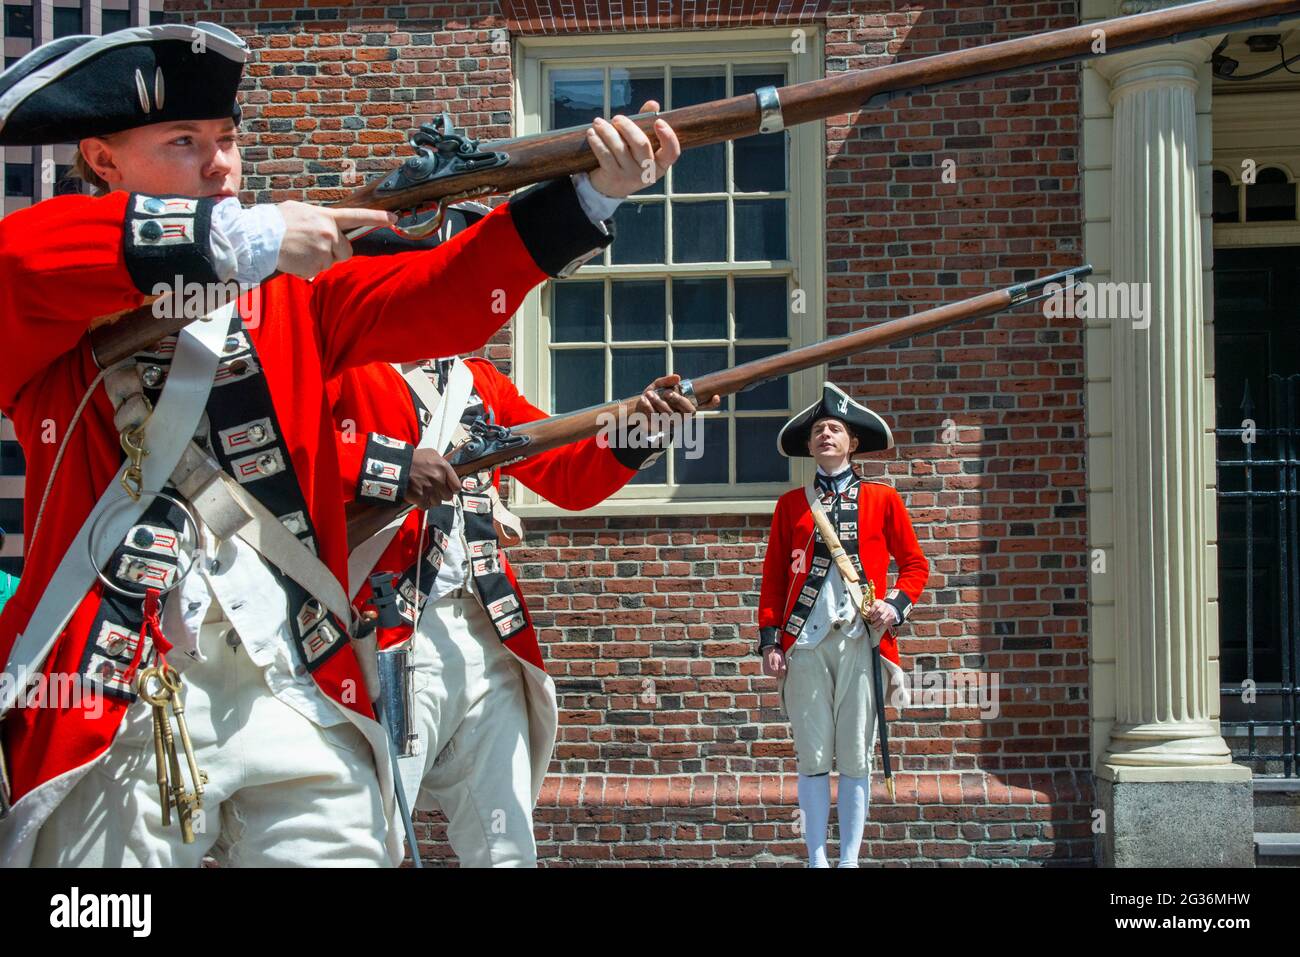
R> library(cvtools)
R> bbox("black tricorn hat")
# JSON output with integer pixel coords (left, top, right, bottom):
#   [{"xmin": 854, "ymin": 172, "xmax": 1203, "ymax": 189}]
[
  {"xmin": 777, "ymin": 382, "xmax": 894, "ymax": 458},
  {"xmin": 0, "ymin": 22, "xmax": 247, "ymax": 147}
]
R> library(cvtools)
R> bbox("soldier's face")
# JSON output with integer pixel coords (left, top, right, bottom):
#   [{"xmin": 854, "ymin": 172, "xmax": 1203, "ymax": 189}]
[
  {"xmin": 808, "ymin": 417, "xmax": 858, "ymax": 463},
  {"xmin": 79, "ymin": 117, "xmax": 242, "ymax": 200}
]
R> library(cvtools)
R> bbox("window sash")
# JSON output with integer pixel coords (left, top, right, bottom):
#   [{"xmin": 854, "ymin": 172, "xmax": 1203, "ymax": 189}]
[{"xmin": 512, "ymin": 28, "xmax": 825, "ymax": 513}]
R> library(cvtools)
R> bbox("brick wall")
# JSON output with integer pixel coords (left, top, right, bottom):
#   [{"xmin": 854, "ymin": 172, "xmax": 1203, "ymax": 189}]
[{"xmin": 170, "ymin": 0, "xmax": 1093, "ymax": 865}]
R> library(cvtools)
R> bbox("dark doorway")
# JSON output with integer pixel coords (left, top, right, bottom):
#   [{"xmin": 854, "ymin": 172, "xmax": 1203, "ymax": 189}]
[{"xmin": 1215, "ymin": 246, "xmax": 1300, "ymax": 774}]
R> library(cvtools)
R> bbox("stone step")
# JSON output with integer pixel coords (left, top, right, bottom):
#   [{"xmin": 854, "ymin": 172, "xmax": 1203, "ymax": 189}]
[
  {"xmin": 1253, "ymin": 777, "xmax": 1300, "ymax": 832},
  {"xmin": 1255, "ymin": 832, "xmax": 1300, "ymax": 867}
]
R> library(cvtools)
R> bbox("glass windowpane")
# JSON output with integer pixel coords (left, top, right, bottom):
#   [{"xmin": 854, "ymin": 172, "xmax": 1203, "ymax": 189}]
[
  {"xmin": 734, "ymin": 276, "xmax": 788, "ymax": 339},
  {"xmin": 672, "ymin": 278, "xmax": 726, "ymax": 339},
  {"xmin": 101, "ymin": 8, "xmax": 130, "ymax": 31},
  {"xmin": 53, "ymin": 6, "xmax": 81, "ymax": 37},
  {"xmin": 551, "ymin": 69, "xmax": 604, "ymax": 129},
  {"xmin": 733, "ymin": 70, "xmax": 787, "ymax": 193},
  {"xmin": 612, "ymin": 347, "xmax": 666, "ymax": 399},
  {"xmin": 552, "ymin": 281, "xmax": 604, "ymax": 343},
  {"xmin": 610, "ymin": 202, "xmax": 665, "ymax": 264},
  {"xmin": 553, "ymin": 350, "xmax": 605, "ymax": 413},
  {"xmin": 611, "ymin": 280, "xmax": 666, "ymax": 341},
  {"xmin": 672, "ymin": 200, "xmax": 726, "ymax": 263},
  {"xmin": 736, "ymin": 419, "xmax": 788, "ymax": 483},
  {"xmin": 674, "ymin": 418, "xmax": 728, "ymax": 484},
  {"xmin": 734, "ymin": 199, "xmax": 787, "ymax": 261}
]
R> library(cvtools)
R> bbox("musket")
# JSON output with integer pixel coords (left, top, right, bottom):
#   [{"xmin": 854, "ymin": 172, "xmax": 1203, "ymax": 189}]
[
  {"xmin": 87, "ymin": 0, "xmax": 1299, "ymax": 366},
  {"xmin": 345, "ymin": 264, "xmax": 1093, "ymax": 548}
]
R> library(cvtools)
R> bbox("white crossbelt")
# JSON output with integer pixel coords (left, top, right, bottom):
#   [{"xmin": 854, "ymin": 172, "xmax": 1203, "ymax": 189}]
[
  {"xmin": 0, "ymin": 308, "xmax": 232, "ymax": 720},
  {"xmin": 172, "ymin": 442, "xmax": 353, "ymax": 628},
  {"xmin": 345, "ymin": 360, "xmax": 474, "ymax": 600}
]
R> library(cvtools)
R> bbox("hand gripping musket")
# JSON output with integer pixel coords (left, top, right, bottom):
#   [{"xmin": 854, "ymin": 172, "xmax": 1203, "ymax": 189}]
[
  {"xmin": 344, "ymin": 264, "xmax": 1093, "ymax": 547},
  {"xmin": 84, "ymin": 0, "xmax": 1300, "ymax": 368}
]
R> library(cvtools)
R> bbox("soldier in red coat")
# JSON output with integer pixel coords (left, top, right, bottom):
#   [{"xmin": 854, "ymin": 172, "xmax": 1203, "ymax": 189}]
[
  {"xmin": 758, "ymin": 383, "xmax": 929, "ymax": 867},
  {"xmin": 332, "ymin": 354, "xmax": 708, "ymax": 866},
  {"xmin": 0, "ymin": 22, "xmax": 680, "ymax": 867}
]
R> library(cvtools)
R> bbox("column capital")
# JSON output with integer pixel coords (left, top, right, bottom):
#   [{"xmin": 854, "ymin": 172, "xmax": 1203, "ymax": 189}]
[{"xmin": 1091, "ymin": 35, "xmax": 1216, "ymax": 95}]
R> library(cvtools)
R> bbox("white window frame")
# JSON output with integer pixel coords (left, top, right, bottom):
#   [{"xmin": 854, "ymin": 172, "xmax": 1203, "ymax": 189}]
[{"xmin": 511, "ymin": 27, "xmax": 825, "ymax": 517}]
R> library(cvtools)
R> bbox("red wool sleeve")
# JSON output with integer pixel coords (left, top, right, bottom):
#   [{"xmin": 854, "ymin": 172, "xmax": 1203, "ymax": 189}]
[
  {"xmin": 758, "ymin": 492, "xmax": 796, "ymax": 630},
  {"xmin": 311, "ymin": 205, "xmax": 547, "ymax": 379},
  {"xmin": 470, "ymin": 359, "xmax": 637, "ymax": 510},
  {"xmin": 0, "ymin": 192, "xmax": 145, "ymax": 411}
]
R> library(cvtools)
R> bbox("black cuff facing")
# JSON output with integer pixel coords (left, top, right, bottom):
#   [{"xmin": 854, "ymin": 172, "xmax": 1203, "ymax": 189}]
[
  {"xmin": 357, "ymin": 433, "xmax": 415, "ymax": 504},
  {"xmin": 610, "ymin": 427, "xmax": 670, "ymax": 471},
  {"xmin": 758, "ymin": 626, "xmax": 783, "ymax": 654},
  {"xmin": 122, "ymin": 193, "xmax": 221, "ymax": 295},
  {"xmin": 884, "ymin": 588, "xmax": 912, "ymax": 625},
  {"xmin": 507, "ymin": 176, "xmax": 614, "ymax": 277}
]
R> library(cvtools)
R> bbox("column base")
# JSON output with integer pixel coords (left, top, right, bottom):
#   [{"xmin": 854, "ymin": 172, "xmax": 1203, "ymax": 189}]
[{"xmin": 1094, "ymin": 771, "xmax": 1255, "ymax": 867}]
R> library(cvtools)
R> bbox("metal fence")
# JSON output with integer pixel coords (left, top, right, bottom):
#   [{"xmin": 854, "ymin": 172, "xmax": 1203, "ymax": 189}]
[{"xmin": 1219, "ymin": 374, "xmax": 1300, "ymax": 775}]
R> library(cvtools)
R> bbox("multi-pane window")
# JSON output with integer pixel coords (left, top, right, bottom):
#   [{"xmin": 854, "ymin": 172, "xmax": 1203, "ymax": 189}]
[
  {"xmin": 1213, "ymin": 166, "xmax": 1299, "ymax": 224},
  {"xmin": 101, "ymin": 7, "xmax": 130, "ymax": 32},
  {"xmin": 0, "ymin": 439, "xmax": 23, "ymax": 477},
  {"xmin": 52, "ymin": 4, "xmax": 81, "ymax": 38},
  {"xmin": 0, "ymin": 496, "xmax": 22, "ymax": 535},
  {"xmin": 3, "ymin": 4, "xmax": 33, "ymax": 39},
  {"xmin": 544, "ymin": 62, "xmax": 795, "ymax": 490},
  {"xmin": 4, "ymin": 162, "xmax": 33, "ymax": 198}
]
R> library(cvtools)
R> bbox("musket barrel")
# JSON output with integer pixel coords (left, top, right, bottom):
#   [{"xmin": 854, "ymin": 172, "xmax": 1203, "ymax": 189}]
[
  {"xmin": 344, "ymin": 265, "xmax": 1091, "ymax": 547},
  {"xmin": 333, "ymin": 0, "xmax": 1300, "ymax": 211}
]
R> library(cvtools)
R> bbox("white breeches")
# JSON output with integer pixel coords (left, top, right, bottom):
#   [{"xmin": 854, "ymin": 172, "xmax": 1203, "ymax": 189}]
[
  {"xmin": 397, "ymin": 592, "xmax": 535, "ymax": 868},
  {"xmin": 31, "ymin": 618, "xmax": 389, "ymax": 868},
  {"xmin": 782, "ymin": 628, "xmax": 877, "ymax": 778}
]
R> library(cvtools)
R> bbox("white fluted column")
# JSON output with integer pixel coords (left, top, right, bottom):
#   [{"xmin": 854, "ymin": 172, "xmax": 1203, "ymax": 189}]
[{"xmin": 1095, "ymin": 43, "xmax": 1241, "ymax": 777}]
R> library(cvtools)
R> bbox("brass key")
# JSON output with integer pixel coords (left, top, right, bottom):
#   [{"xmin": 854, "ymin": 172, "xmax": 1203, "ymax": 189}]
[
  {"xmin": 160, "ymin": 665, "xmax": 207, "ymax": 841},
  {"xmin": 136, "ymin": 664, "xmax": 207, "ymax": 844},
  {"xmin": 136, "ymin": 666, "xmax": 173, "ymax": 829}
]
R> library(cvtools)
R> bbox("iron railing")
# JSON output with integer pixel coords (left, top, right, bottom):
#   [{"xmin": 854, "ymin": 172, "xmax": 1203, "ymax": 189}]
[{"xmin": 1219, "ymin": 374, "xmax": 1300, "ymax": 775}]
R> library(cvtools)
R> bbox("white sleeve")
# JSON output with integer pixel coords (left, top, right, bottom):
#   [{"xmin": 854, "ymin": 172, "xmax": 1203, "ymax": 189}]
[
  {"xmin": 570, "ymin": 171, "xmax": 623, "ymax": 224},
  {"xmin": 209, "ymin": 198, "xmax": 286, "ymax": 284}
]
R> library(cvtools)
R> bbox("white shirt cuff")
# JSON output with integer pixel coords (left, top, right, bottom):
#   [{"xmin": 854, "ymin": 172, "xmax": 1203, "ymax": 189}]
[
  {"xmin": 571, "ymin": 171, "xmax": 623, "ymax": 224},
  {"xmin": 210, "ymin": 197, "xmax": 286, "ymax": 284}
]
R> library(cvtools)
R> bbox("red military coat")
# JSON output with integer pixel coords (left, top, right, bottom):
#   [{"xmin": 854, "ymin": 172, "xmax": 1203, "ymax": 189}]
[
  {"xmin": 758, "ymin": 479, "xmax": 929, "ymax": 681},
  {"xmin": 329, "ymin": 358, "xmax": 640, "ymax": 672},
  {"xmin": 0, "ymin": 182, "xmax": 597, "ymax": 811}
]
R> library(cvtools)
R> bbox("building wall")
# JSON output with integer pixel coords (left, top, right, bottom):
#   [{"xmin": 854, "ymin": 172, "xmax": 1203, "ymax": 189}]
[
  {"xmin": 56, "ymin": 0, "xmax": 1091, "ymax": 864},
  {"xmin": 0, "ymin": 0, "xmax": 168, "ymax": 574}
]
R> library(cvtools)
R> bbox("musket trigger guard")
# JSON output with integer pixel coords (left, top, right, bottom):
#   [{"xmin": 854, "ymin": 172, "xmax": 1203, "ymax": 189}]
[
  {"xmin": 390, "ymin": 186, "xmax": 499, "ymax": 242},
  {"xmin": 87, "ymin": 489, "xmax": 203, "ymax": 601},
  {"xmin": 392, "ymin": 206, "xmax": 447, "ymax": 241}
]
